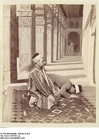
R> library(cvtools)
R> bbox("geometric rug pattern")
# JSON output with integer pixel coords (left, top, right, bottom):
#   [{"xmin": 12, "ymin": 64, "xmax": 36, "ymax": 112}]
[{"xmin": 10, "ymin": 89, "xmax": 96, "ymax": 123}]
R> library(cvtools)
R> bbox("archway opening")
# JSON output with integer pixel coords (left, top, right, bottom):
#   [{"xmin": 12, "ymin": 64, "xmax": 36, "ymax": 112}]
[{"xmin": 68, "ymin": 32, "xmax": 80, "ymax": 55}]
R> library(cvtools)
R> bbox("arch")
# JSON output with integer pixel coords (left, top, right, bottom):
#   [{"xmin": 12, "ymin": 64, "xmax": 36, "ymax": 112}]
[
  {"xmin": 70, "ymin": 21, "xmax": 74, "ymax": 28},
  {"xmin": 68, "ymin": 32, "xmax": 80, "ymax": 54},
  {"xmin": 75, "ymin": 21, "xmax": 79, "ymax": 28},
  {"xmin": 66, "ymin": 29, "xmax": 81, "ymax": 38}
]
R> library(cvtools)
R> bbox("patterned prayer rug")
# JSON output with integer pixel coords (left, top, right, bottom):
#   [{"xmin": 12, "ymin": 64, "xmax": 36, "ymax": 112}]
[{"xmin": 10, "ymin": 89, "xmax": 96, "ymax": 123}]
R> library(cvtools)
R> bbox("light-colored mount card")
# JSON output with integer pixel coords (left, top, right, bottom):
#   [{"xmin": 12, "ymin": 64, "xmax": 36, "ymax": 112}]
[{"xmin": 0, "ymin": 0, "xmax": 99, "ymax": 128}]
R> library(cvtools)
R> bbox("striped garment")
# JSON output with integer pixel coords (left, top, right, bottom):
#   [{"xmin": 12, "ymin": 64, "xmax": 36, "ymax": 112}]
[{"xmin": 28, "ymin": 66, "xmax": 60, "ymax": 109}]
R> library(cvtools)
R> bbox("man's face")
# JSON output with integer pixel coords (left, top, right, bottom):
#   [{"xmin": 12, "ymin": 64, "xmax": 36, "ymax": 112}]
[
  {"xmin": 69, "ymin": 85, "xmax": 76, "ymax": 94},
  {"xmin": 38, "ymin": 57, "xmax": 45, "ymax": 68}
]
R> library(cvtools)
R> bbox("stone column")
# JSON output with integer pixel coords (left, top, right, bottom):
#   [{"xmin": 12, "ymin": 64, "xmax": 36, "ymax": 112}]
[
  {"xmin": 80, "ymin": 37, "xmax": 82, "ymax": 54},
  {"xmin": 3, "ymin": 5, "xmax": 10, "ymax": 85},
  {"xmin": 35, "ymin": 5, "xmax": 45, "ymax": 57},
  {"xmin": 58, "ymin": 23, "xmax": 61, "ymax": 59},
  {"xmin": 62, "ymin": 28, "xmax": 65, "ymax": 57},
  {"xmin": 65, "ymin": 36, "xmax": 68, "ymax": 55},
  {"xmin": 66, "ymin": 36, "xmax": 68, "ymax": 55},
  {"xmin": 56, "ymin": 29, "xmax": 59, "ymax": 60},
  {"xmin": 56, "ymin": 6, "xmax": 59, "ymax": 60},
  {"xmin": 46, "ymin": 8, "xmax": 52, "ymax": 64},
  {"xmin": 47, "ymin": 24, "xmax": 52, "ymax": 64},
  {"xmin": 53, "ymin": 19, "xmax": 58, "ymax": 61},
  {"xmin": 18, "ymin": 10, "xmax": 33, "ymax": 70},
  {"xmin": 60, "ymin": 26, "xmax": 63, "ymax": 58},
  {"xmin": 51, "ymin": 5, "xmax": 54, "ymax": 62}
]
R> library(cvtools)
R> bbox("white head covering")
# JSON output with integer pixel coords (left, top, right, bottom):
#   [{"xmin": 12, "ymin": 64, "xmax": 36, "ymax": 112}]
[
  {"xmin": 74, "ymin": 84, "xmax": 80, "ymax": 94},
  {"xmin": 32, "ymin": 54, "xmax": 42, "ymax": 64}
]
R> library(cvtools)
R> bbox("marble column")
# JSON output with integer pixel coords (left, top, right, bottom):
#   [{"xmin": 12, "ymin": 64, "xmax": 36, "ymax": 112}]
[
  {"xmin": 65, "ymin": 36, "xmax": 68, "ymax": 55},
  {"xmin": 3, "ymin": 5, "xmax": 10, "ymax": 85},
  {"xmin": 56, "ymin": 29, "xmax": 59, "ymax": 60},
  {"xmin": 53, "ymin": 18, "xmax": 58, "ymax": 61},
  {"xmin": 62, "ymin": 28, "xmax": 65, "ymax": 57},
  {"xmin": 58, "ymin": 23, "xmax": 61, "ymax": 59},
  {"xmin": 54, "ymin": 30, "xmax": 58, "ymax": 61},
  {"xmin": 60, "ymin": 27, "xmax": 63, "ymax": 58},
  {"xmin": 80, "ymin": 37, "xmax": 82, "ymax": 54},
  {"xmin": 51, "ymin": 5, "xmax": 54, "ymax": 62},
  {"xmin": 47, "ymin": 24, "xmax": 52, "ymax": 64},
  {"xmin": 46, "ymin": 8, "xmax": 52, "ymax": 64},
  {"xmin": 35, "ymin": 6, "xmax": 45, "ymax": 57},
  {"xmin": 18, "ymin": 10, "xmax": 33, "ymax": 70},
  {"xmin": 36, "ymin": 20, "xmax": 45, "ymax": 56}
]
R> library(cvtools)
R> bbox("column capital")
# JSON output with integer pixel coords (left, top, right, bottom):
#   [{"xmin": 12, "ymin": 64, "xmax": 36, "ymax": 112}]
[
  {"xmin": 17, "ymin": 4, "xmax": 31, "ymax": 11},
  {"xmin": 17, "ymin": 10, "xmax": 33, "ymax": 17},
  {"xmin": 36, "ymin": 16, "xmax": 45, "ymax": 26},
  {"xmin": 36, "ymin": 20, "xmax": 45, "ymax": 26}
]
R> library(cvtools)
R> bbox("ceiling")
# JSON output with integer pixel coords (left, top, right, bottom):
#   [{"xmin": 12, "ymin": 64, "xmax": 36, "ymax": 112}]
[{"xmin": 60, "ymin": 5, "xmax": 83, "ymax": 18}]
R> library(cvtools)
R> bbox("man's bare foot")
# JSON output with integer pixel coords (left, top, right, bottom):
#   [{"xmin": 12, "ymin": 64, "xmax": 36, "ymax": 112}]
[{"xmin": 70, "ymin": 94, "xmax": 78, "ymax": 98}]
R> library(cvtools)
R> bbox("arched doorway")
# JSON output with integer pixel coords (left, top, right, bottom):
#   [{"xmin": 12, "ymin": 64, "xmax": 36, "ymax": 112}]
[{"xmin": 68, "ymin": 32, "xmax": 80, "ymax": 55}]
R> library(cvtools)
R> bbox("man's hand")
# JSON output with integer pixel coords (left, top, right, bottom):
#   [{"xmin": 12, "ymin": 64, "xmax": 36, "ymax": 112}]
[
  {"xmin": 29, "ymin": 96, "xmax": 37, "ymax": 107},
  {"xmin": 48, "ymin": 95, "xmax": 55, "ymax": 103},
  {"xmin": 52, "ymin": 88, "xmax": 60, "ymax": 96}
]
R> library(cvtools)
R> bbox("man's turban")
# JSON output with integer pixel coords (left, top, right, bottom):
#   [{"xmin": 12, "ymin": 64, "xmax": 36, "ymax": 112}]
[
  {"xmin": 32, "ymin": 53, "xmax": 42, "ymax": 64},
  {"xmin": 74, "ymin": 84, "xmax": 82, "ymax": 94}
]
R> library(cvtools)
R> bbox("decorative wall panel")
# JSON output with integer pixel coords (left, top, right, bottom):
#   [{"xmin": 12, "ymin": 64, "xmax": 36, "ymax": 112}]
[
  {"xmin": 18, "ymin": 17, "xmax": 32, "ymax": 27},
  {"xmin": 17, "ymin": 4, "xmax": 30, "ymax": 11}
]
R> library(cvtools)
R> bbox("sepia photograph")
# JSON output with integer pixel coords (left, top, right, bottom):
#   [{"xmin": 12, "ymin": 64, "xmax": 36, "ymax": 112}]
[{"xmin": 1, "ymin": 0, "xmax": 99, "ymax": 128}]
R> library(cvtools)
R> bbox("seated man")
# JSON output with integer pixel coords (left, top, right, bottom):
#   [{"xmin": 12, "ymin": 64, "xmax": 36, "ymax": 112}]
[
  {"xmin": 47, "ymin": 74, "xmax": 82, "ymax": 98},
  {"xmin": 28, "ymin": 53, "xmax": 60, "ymax": 109}
]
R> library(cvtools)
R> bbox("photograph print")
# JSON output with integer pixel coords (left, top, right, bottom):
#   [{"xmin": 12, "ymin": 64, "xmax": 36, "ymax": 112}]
[{"xmin": 2, "ymin": 3, "xmax": 98, "ymax": 126}]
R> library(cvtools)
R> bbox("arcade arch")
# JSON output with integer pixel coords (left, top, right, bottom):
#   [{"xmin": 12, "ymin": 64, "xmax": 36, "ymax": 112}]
[{"xmin": 67, "ymin": 32, "xmax": 81, "ymax": 55}]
